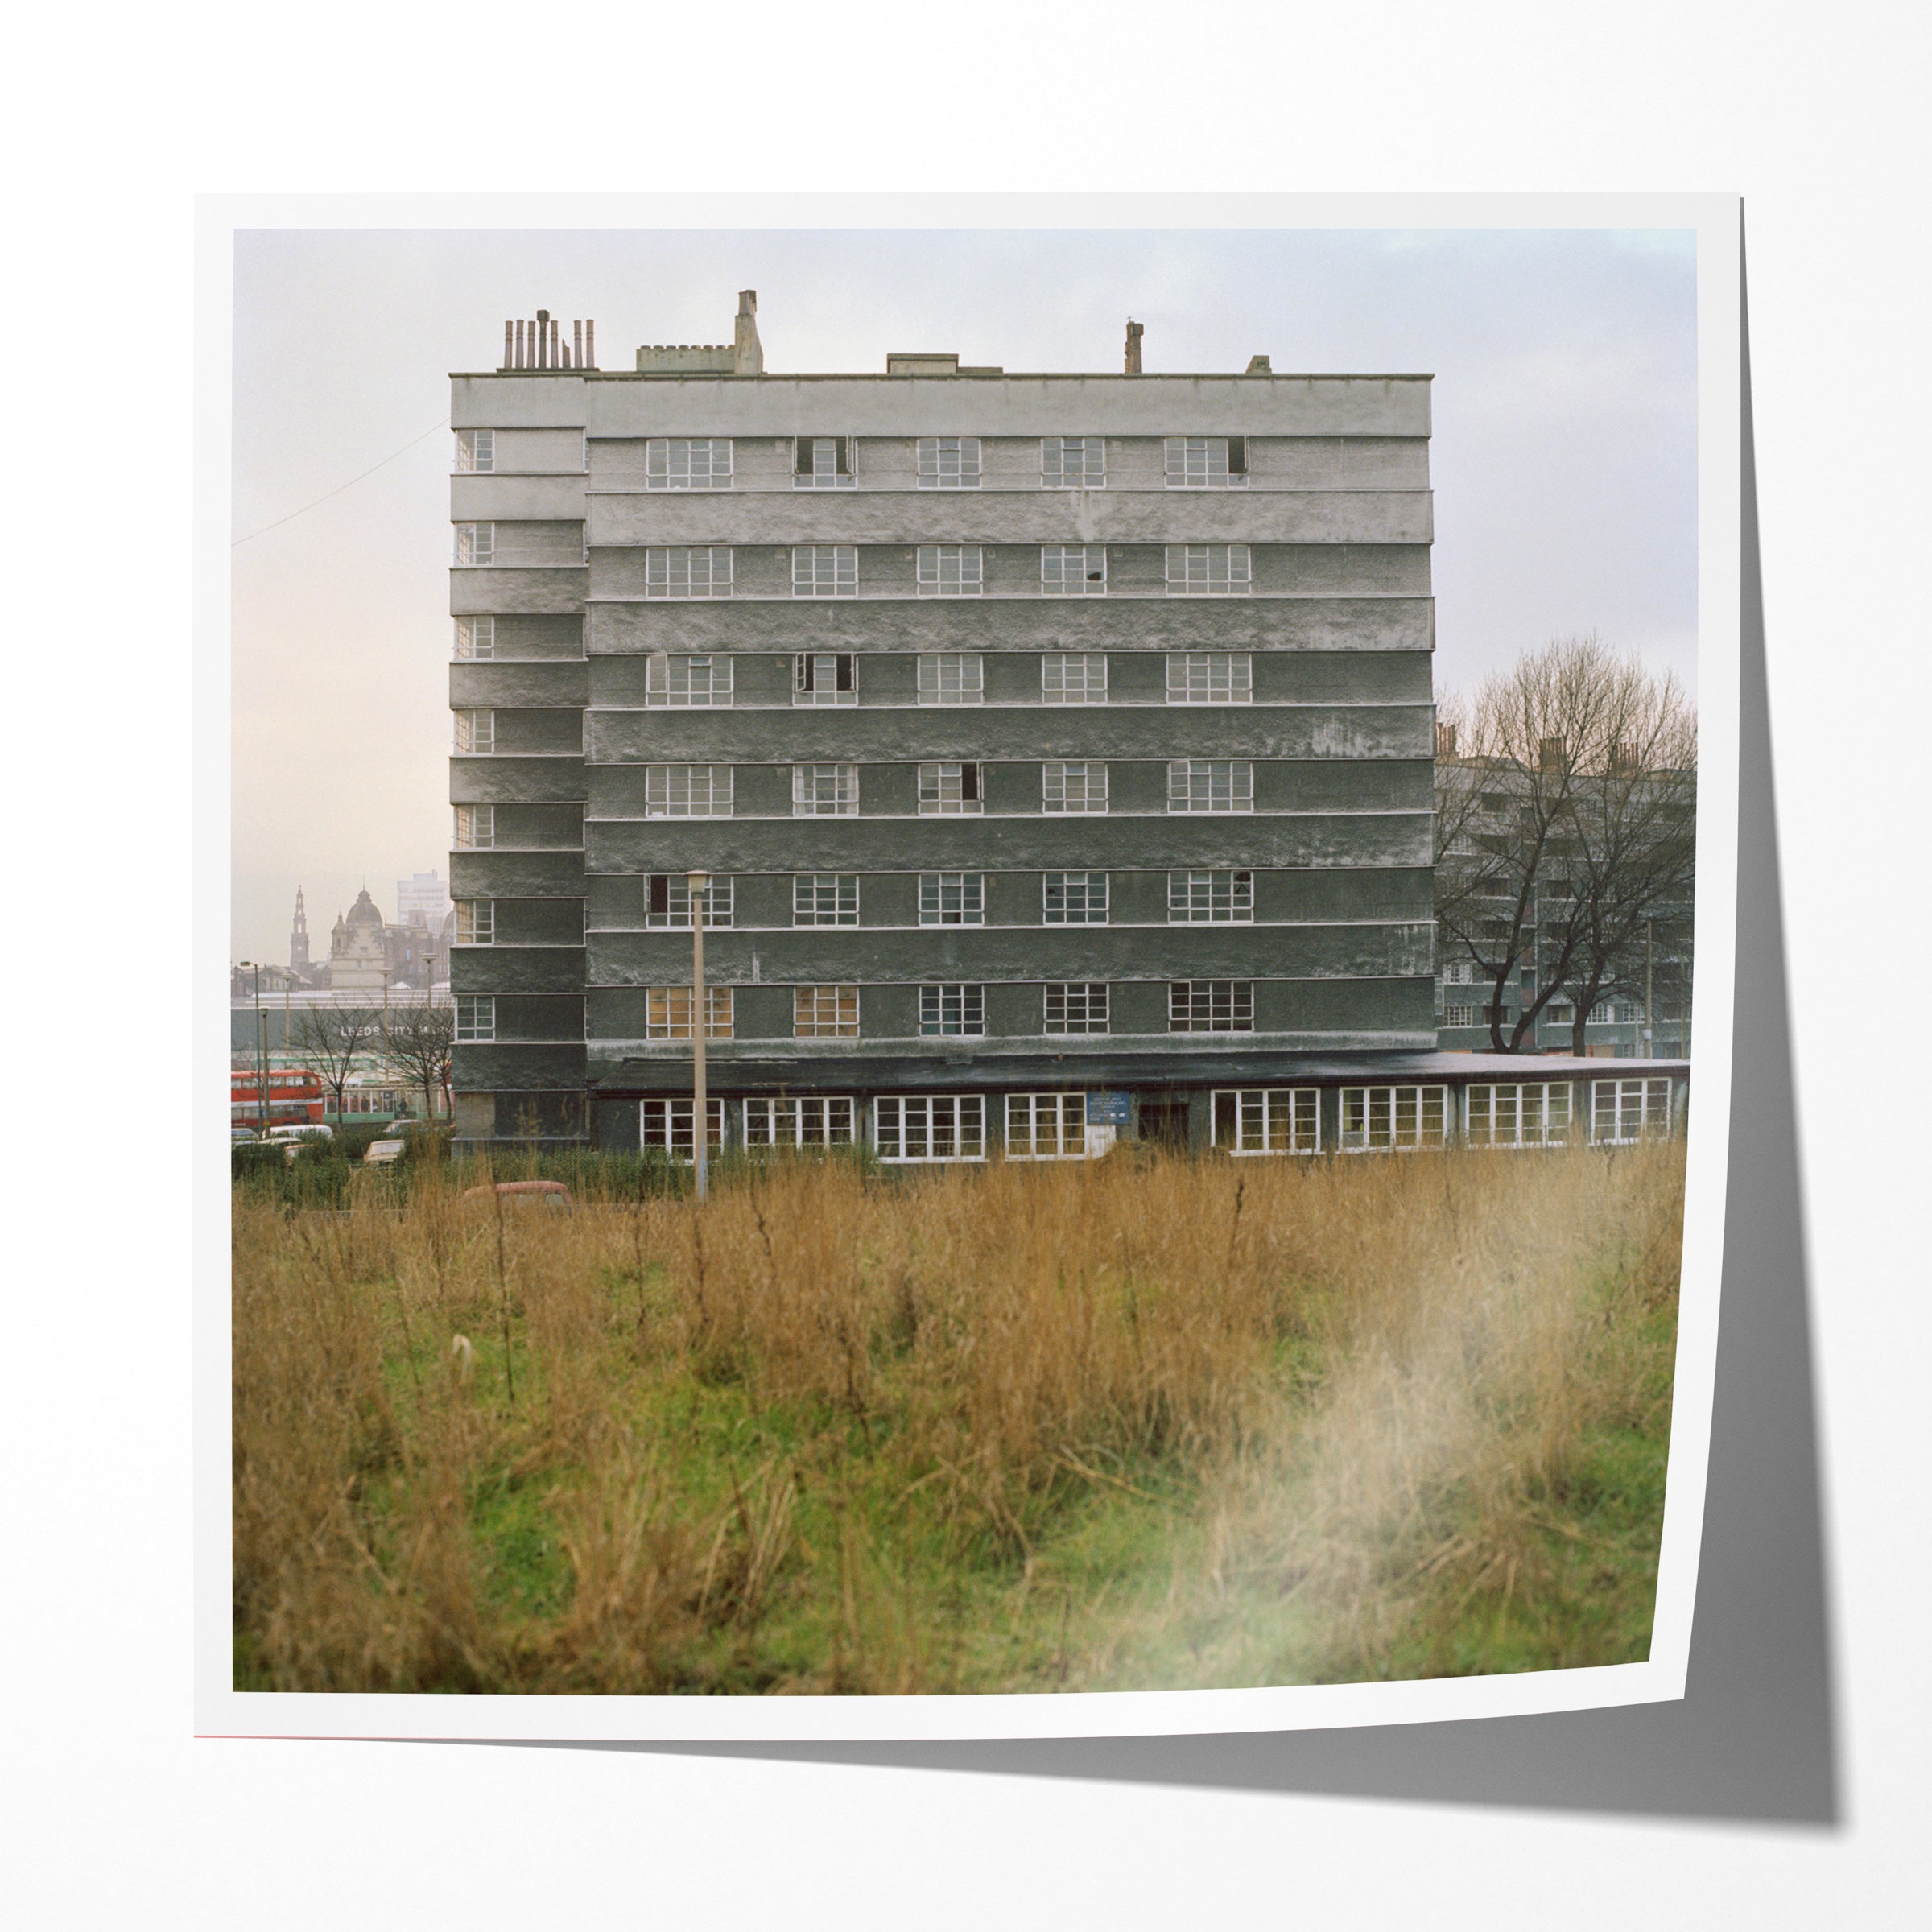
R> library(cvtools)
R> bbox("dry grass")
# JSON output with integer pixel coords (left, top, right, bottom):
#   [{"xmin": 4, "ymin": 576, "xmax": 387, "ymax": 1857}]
[{"xmin": 231, "ymin": 1140, "xmax": 1683, "ymax": 1694}]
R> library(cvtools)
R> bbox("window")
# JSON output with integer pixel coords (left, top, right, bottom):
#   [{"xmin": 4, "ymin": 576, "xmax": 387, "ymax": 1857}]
[
  {"xmin": 1163, "ymin": 436, "xmax": 1248, "ymax": 487},
  {"xmin": 1591, "ymin": 1077, "xmax": 1673, "ymax": 1145},
  {"xmin": 1040, "ymin": 437, "xmax": 1104, "ymax": 489},
  {"xmin": 646, "ymin": 653, "xmax": 733, "ymax": 707},
  {"xmin": 793, "ymin": 652, "xmax": 857, "ymax": 704},
  {"xmin": 453, "ymin": 709, "xmax": 494, "ymax": 754},
  {"xmin": 645, "ymin": 875, "xmax": 733, "ymax": 928},
  {"xmin": 1467, "ymin": 1082, "xmax": 1573, "ymax": 1148},
  {"xmin": 454, "ymin": 995, "xmax": 494, "ymax": 1042},
  {"xmin": 645, "ymin": 986, "xmax": 733, "ymax": 1040},
  {"xmin": 1042, "ymin": 872, "xmax": 1107, "ymax": 923},
  {"xmin": 1166, "ymin": 870, "xmax": 1253, "ymax": 923},
  {"xmin": 793, "ymin": 546, "xmax": 858, "ymax": 597},
  {"xmin": 645, "ymin": 437, "xmax": 733, "ymax": 489},
  {"xmin": 745, "ymin": 1096, "xmax": 855, "ymax": 1147},
  {"xmin": 645, "ymin": 765, "xmax": 733, "ymax": 818},
  {"xmin": 1044, "ymin": 983, "xmax": 1108, "ymax": 1035},
  {"xmin": 916, "ymin": 436, "xmax": 981, "ymax": 489},
  {"xmin": 455, "ymin": 429, "xmax": 493, "ymax": 473},
  {"xmin": 454, "ymin": 522, "xmax": 493, "ymax": 565},
  {"xmin": 1442, "ymin": 960, "xmax": 1480, "ymax": 985},
  {"xmin": 645, "ymin": 547, "xmax": 733, "ymax": 598},
  {"xmin": 641, "ymin": 1097, "xmax": 724, "ymax": 1158},
  {"xmin": 793, "ymin": 436, "xmax": 854, "ymax": 488},
  {"xmin": 919, "ymin": 985, "xmax": 984, "ymax": 1037},
  {"xmin": 1543, "ymin": 1001, "xmax": 1576, "ymax": 1026},
  {"xmin": 1212, "ymin": 1088, "xmax": 1319, "ymax": 1156},
  {"xmin": 794, "ymin": 985, "xmax": 860, "ymax": 1038},
  {"xmin": 453, "ymin": 805, "xmax": 495, "ymax": 850},
  {"xmin": 1041, "ymin": 652, "xmax": 1108, "ymax": 704},
  {"xmin": 1166, "ymin": 544, "xmax": 1252, "ymax": 594},
  {"xmin": 1339, "ymin": 1086, "xmax": 1451, "ymax": 1152},
  {"xmin": 1169, "ymin": 981, "xmax": 1254, "ymax": 1033},
  {"xmin": 875, "ymin": 1095, "xmax": 985, "ymax": 1162},
  {"xmin": 1166, "ymin": 652, "xmax": 1253, "ymax": 704},
  {"xmin": 917, "ymin": 653, "xmax": 984, "ymax": 704},
  {"xmin": 793, "ymin": 762, "xmax": 859, "ymax": 815},
  {"xmin": 453, "ymin": 616, "xmax": 494, "ymax": 661},
  {"xmin": 917, "ymin": 547, "xmax": 983, "ymax": 597},
  {"xmin": 1443, "ymin": 1004, "xmax": 1480, "ymax": 1027},
  {"xmin": 1168, "ymin": 759, "xmax": 1252, "ymax": 812},
  {"xmin": 1040, "ymin": 546, "xmax": 1106, "ymax": 595},
  {"xmin": 1042, "ymin": 761, "xmax": 1107, "ymax": 813},
  {"xmin": 919, "ymin": 873, "xmax": 984, "ymax": 926},
  {"xmin": 1005, "ymin": 1092, "xmax": 1088, "ymax": 1160},
  {"xmin": 919, "ymin": 762, "xmax": 981, "ymax": 815},
  {"xmin": 794, "ymin": 875, "xmax": 859, "ymax": 926},
  {"xmin": 453, "ymin": 900, "xmax": 493, "ymax": 946}
]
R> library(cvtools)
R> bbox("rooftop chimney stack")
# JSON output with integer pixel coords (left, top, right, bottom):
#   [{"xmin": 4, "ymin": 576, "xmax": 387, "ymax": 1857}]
[
  {"xmin": 498, "ymin": 312, "xmax": 598, "ymax": 371},
  {"xmin": 734, "ymin": 289, "xmax": 764, "ymax": 375},
  {"xmin": 1125, "ymin": 319, "xmax": 1144, "ymax": 375}
]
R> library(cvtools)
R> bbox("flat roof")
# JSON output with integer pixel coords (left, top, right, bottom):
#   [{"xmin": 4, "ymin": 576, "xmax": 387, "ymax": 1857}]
[{"xmin": 453, "ymin": 369, "xmax": 1436, "ymax": 384}]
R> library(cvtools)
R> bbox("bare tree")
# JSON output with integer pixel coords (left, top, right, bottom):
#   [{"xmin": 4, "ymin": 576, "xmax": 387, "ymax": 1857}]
[
  {"xmin": 383, "ymin": 998, "xmax": 455, "ymax": 1126},
  {"xmin": 1436, "ymin": 636, "xmax": 1696, "ymax": 1055},
  {"xmin": 289, "ymin": 1001, "xmax": 382, "ymax": 1124}
]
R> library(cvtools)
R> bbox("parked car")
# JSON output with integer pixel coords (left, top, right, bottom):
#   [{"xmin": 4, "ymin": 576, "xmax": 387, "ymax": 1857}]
[
  {"xmin": 267, "ymin": 1122, "xmax": 334, "ymax": 1144},
  {"xmin": 461, "ymin": 1179, "xmax": 575, "ymax": 1210},
  {"xmin": 362, "ymin": 1139, "xmax": 407, "ymax": 1166},
  {"xmin": 230, "ymin": 1126, "xmax": 260, "ymax": 1145}
]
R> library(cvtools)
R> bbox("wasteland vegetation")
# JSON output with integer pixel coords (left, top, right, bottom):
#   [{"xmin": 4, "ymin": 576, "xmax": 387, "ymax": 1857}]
[{"xmin": 231, "ymin": 1141, "xmax": 1684, "ymax": 1695}]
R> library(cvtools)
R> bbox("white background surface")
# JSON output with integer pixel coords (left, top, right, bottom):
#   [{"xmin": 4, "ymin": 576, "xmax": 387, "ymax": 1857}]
[{"xmin": 6, "ymin": 3, "xmax": 1927, "ymax": 1924}]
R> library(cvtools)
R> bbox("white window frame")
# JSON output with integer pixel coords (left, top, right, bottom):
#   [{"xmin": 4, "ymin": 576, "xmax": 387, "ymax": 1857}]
[
  {"xmin": 1466, "ymin": 1081, "xmax": 1574, "ymax": 1149},
  {"xmin": 1043, "ymin": 982, "xmax": 1109, "ymax": 1036},
  {"xmin": 792, "ymin": 652, "xmax": 857, "ymax": 705},
  {"xmin": 453, "ymin": 616, "xmax": 495, "ymax": 661},
  {"xmin": 453, "ymin": 709, "xmax": 495, "ymax": 754},
  {"xmin": 917, "ymin": 653, "xmax": 985, "ymax": 704},
  {"xmin": 1163, "ymin": 436, "xmax": 1249, "ymax": 488},
  {"xmin": 454, "ymin": 522, "xmax": 494, "ymax": 565},
  {"xmin": 453, "ymin": 900, "xmax": 494, "ymax": 946},
  {"xmin": 1042, "ymin": 761, "xmax": 1107, "ymax": 814},
  {"xmin": 644, "ymin": 986, "xmax": 734, "ymax": 1041},
  {"xmin": 641, "ymin": 1096, "xmax": 724, "ymax": 1159},
  {"xmin": 1212, "ymin": 1088, "xmax": 1320, "ymax": 1156},
  {"xmin": 919, "ymin": 984, "xmax": 985, "ymax": 1038},
  {"xmin": 793, "ymin": 874, "xmax": 859, "ymax": 927},
  {"xmin": 644, "ymin": 437, "xmax": 733, "ymax": 491},
  {"xmin": 454, "ymin": 995, "xmax": 494, "ymax": 1042},
  {"xmin": 792, "ymin": 762, "xmax": 859, "ymax": 816},
  {"xmin": 793, "ymin": 436, "xmax": 856, "ymax": 489},
  {"xmin": 644, "ymin": 764, "xmax": 733, "ymax": 819},
  {"xmin": 1166, "ymin": 652, "xmax": 1253, "ymax": 704},
  {"xmin": 1168, "ymin": 981, "xmax": 1255, "ymax": 1034},
  {"xmin": 916, "ymin": 546, "xmax": 984, "ymax": 597},
  {"xmin": 793, "ymin": 985, "xmax": 861, "ymax": 1038},
  {"xmin": 1591, "ymin": 1077, "xmax": 1674, "ymax": 1146},
  {"xmin": 645, "ymin": 652, "xmax": 733, "ymax": 708},
  {"xmin": 1041, "ymin": 652, "xmax": 1108, "ymax": 704},
  {"xmin": 915, "ymin": 436, "xmax": 982, "ymax": 489},
  {"xmin": 1040, "ymin": 545, "xmax": 1107, "ymax": 596},
  {"xmin": 1168, "ymin": 759, "xmax": 1253, "ymax": 814},
  {"xmin": 1166, "ymin": 870, "xmax": 1253, "ymax": 923},
  {"xmin": 645, "ymin": 547, "xmax": 733, "ymax": 599},
  {"xmin": 1042, "ymin": 872, "xmax": 1108, "ymax": 924},
  {"xmin": 919, "ymin": 873, "xmax": 984, "ymax": 926},
  {"xmin": 1443, "ymin": 1003, "xmax": 1480, "ymax": 1028},
  {"xmin": 874, "ymin": 1094, "xmax": 986, "ymax": 1163},
  {"xmin": 453, "ymin": 805, "xmax": 495, "ymax": 850},
  {"xmin": 644, "ymin": 874, "xmax": 733, "ymax": 930},
  {"xmin": 1338, "ymin": 1086, "xmax": 1451, "ymax": 1153},
  {"xmin": 744, "ymin": 1096, "xmax": 857, "ymax": 1147},
  {"xmin": 1005, "ymin": 1092, "xmax": 1089, "ymax": 1161},
  {"xmin": 792, "ymin": 545, "xmax": 858, "ymax": 597},
  {"xmin": 918, "ymin": 762, "xmax": 982, "ymax": 815},
  {"xmin": 455, "ymin": 428, "xmax": 494, "ymax": 473},
  {"xmin": 1164, "ymin": 543, "xmax": 1253, "ymax": 595},
  {"xmin": 1040, "ymin": 436, "xmax": 1104, "ymax": 489}
]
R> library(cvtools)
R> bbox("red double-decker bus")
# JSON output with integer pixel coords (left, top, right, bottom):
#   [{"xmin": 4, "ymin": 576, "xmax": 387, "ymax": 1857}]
[{"xmin": 231, "ymin": 1067, "xmax": 327, "ymax": 1127}]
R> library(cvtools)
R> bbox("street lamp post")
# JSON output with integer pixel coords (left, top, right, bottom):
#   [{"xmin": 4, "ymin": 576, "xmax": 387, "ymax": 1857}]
[
  {"xmin": 239, "ymin": 962, "xmax": 268, "ymax": 1133},
  {"xmin": 690, "ymin": 869, "xmax": 708, "ymax": 1203}
]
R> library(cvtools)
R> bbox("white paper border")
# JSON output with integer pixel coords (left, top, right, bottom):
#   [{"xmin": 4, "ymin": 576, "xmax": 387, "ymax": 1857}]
[{"xmin": 196, "ymin": 190, "xmax": 1740, "ymax": 1743}]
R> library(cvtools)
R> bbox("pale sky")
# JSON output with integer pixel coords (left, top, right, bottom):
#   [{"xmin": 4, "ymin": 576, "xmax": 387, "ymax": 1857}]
[{"xmin": 230, "ymin": 225, "xmax": 1696, "ymax": 967}]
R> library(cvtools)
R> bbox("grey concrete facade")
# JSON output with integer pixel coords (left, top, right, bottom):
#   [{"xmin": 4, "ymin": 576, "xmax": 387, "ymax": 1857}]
[{"xmin": 448, "ymin": 308, "xmax": 1486, "ymax": 1155}]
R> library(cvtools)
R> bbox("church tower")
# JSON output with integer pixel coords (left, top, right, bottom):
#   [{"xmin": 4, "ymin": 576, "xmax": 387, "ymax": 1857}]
[{"xmin": 290, "ymin": 886, "xmax": 311, "ymax": 972}]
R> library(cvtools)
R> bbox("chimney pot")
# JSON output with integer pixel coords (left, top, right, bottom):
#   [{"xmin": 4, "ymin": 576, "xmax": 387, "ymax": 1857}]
[{"xmin": 1125, "ymin": 319, "xmax": 1144, "ymax": 376}]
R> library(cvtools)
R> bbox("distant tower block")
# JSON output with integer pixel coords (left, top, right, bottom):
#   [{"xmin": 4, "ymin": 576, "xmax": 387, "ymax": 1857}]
[{"xmin": 290, "ymin": 886, "xmax": 311, "ymax": 972}]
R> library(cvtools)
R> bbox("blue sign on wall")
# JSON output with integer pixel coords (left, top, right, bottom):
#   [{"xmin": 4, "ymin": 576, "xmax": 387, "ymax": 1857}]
[{"xmin": 1087, "ymin": 1090, "xmax": 1133, "ymax": 1127}]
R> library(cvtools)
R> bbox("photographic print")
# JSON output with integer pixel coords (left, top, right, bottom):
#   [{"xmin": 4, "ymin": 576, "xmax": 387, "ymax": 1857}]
[{"xmin": 204, "ymin": 197, "xmax": 1739, "ymax": 1740}]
